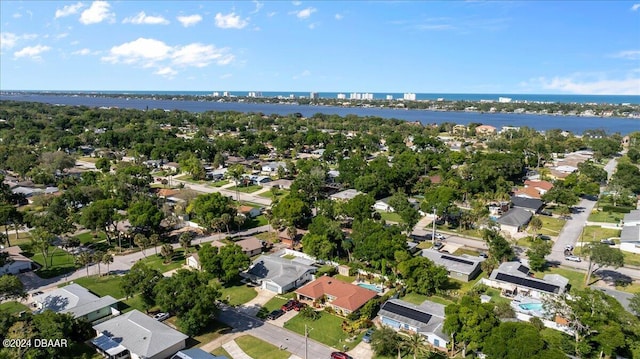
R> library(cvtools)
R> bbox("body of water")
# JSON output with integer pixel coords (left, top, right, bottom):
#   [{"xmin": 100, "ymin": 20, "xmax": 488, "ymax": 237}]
[{"xmin": 2, "ymin": 93, "xmax": 639, "ymax": 134}]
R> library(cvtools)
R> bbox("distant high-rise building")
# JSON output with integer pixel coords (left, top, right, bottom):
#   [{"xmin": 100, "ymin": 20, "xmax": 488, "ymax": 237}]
[
  {"xmin": 310, "ymin": 92, "xmax": 319, "ymax": 99},
  {"xmin": 499, "ymin": 97, "xmax": 512, "ymax": 103},
  {"xmin": 362, "ymin": 93, "xmax": 374, "ymax": 100},
  {"xmin": 248, "ymin": 91, "xmax": 262, "ymax": 98},
  {"xmin": 403, "ymin": 93, "xmax": 416, "ymax": 101},
  {"xmin": 337, "ymin": 93, "xmax": 346, "ymax": 99},
  {"xmin": 213, "ymin": 92, "xmax": 220, "ymax": 97},
  {"xmin": 223, "ymin": 91, "xmax": 229, "ymax": 97},
  {"xmin": 350, "ymin": 93, "xmax": 362, "ymax": 100},
  {"xmin": 386, "ymin": 95, "xmax": 393, "ymax": 100}
]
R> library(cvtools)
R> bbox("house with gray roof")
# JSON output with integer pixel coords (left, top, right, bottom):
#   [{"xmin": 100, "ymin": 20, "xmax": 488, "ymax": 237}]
[
  {"xmin": 510, "ymin": 196, "xmax": 544, "ymax": 213},
  {"xmin": 330, "ymin": 189, "xmax": 364, "ymax": 201},
  {"xmin": 32, "ymin": 284, "xmax": 119, "ymax": 324},
  {"xmin": 483, "ymin": 261, "xmax": 569, "ymax": 299},
  {"xmin": 378, "ymin": 299, "xmax": 449, "ymax": 350},
  {"xmin": 620, "ymin": 210, "xmax": 640, "ymax": 254},
  {"xmin": 242, "ymin": 253, "xmax": 316, "ymax": 294},
  {"xmin": 420, "ymin": 249, "xmax": 483, "ymax": 282},
  {"xmin": 497, "ymin": 208, "xmax": 533, "ymax": 235},
  {"xmin": 172, "ymin": 348, "xmax": 228, "ymax": 359},
  {"xmin": 0, "ymin": 246, "xmax": 34, "ymax": 275},
  {"xmin": 92, "ymin": 309, "xmax": 188, "ymax": 359}
]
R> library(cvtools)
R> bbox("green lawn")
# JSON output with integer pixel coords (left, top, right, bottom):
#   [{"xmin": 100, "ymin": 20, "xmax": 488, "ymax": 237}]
[
  {"xmin": 240, "ymin": 215, "xmax": 269, "ymax": 230},
  {"xmin": 28, "ymin": 246, "xmax": 78, "ymax": 278},
  {"xmin": 417, "ymin": 241, "xmax": 433, "ymax": 249},
  {"xmin": 452, "ymin": 248, "xmax": 481, "ymax": 257},
  {"xmin": 138, "ymin": 250, "xmax": 186, "ymax": 273},
  {"xmin": 235, "ymin": 335, "xmax": 290, "ymax": 359},
  {"xmin": 211, "ymin": 179, "xmax": 230, "ymax": 187},
  {"xmin": 211, "ymin": 347, "xmax": 232, "ymax": 358},
  {"xmin": 218, "ymin": 283, "xmax": 258, "ymax": 306},
  {"xmin": 3, "ymin": 231, "xmax": 31, "ymax": 247},
  {"xmin": 257, "ymin": 293, "xmax": 296, "ymax": 319},
  {"xmin": 120, "ymin": 295, "xmax": 158, "ymax": 313},
  {"xmin": 378, "ymin": 211, "xmax": 404, "ymax": 223},
  {"xmin": 284, "ymin": 311, "xmax": 356, "ymax": 351},
  {"xmin": 0, "ymin": 301, "xmax": 29, "ymax": 314},
  {"xmin": 258, "ymin": 189, "xmax": 289, "ymax": 199},
  {"xmin": 483, "ymin": 288, "xmax": 512, "ymax": 306},
  {"xmin": 581, "ymin": 226, "xmax": 621, "ymax": 243},
  {"xmin": 622, "ymin": 251, "xmax": 640, "ymax": 267},
  {"xmin": 588, "ymin": 210, "xmax": 625, "ymax": 223},
  {"xmin": 255, "ymin": 232, "xmax": 279, "ymax": 243},
  {"xmin": 540, "ymin": 267, "xmax": 586, "ymax": 291},
  {"xmin": 191, "ymin": 321, "xmax": 232, "ymax": 347},
  {"xmin": 399, "ymin": 292, "xmax": 429, "ymax": 305},
  {"xmin": 229, "ymin": 185, "xmax": 263, "ymax": 193},
  {"xmin": 537, "ymin": 216, "xmax": 566, "ymax": 236},
  {"xmin": 335, "ymin": 274, "xmax": 356, "ymax": 283},
  {"xmin": 72, "ymin": 275, "xmax": 125, "ymax": 299}
]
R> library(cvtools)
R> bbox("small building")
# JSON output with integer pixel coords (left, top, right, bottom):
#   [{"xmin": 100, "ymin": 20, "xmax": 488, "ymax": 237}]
[
  {"xmin": 475, "ymin": 125, "xmax": 497, "ymax": 136},
  {"xmin": 329, "ymin": 189, "xmax": 364, "ymax": 201},
  {"xmin": 0, "ymin": 246, "xmax": 34, "ymax": 275},
  {"xmin": 420, "ymin": 249, "xmax": 482, "ymax": 282},
  {"xmin": 261, "ymin": 162, "xmax": 287, "ymax": 175},
  {"xmin": 497, "ymin": 208, "xmax": 533, "ymax": 235},
  {"xmin": 378, "ymin": 299, "xmax": 449, "ymax": 350},
  {"xmin": 483, "ymin": 262, "xmax": 569, "ymax": 299},
  {"xmin": 295, "ymin": 276, "xmax": 378, "ymax": 316},
  {"xmin": 374, "ymin": 197, "xmax": 394, "ymax": 212},
  {"xmin": 186, "ymin": 253, "xmax": 201, "ymax": 271},
  {"xmin": 510, "ymin": 196, "xmax": 544, "ymax": 214},
  {"xmin": 92, "ymin": 310, "xmax": 188, "ymax": 359},
  {"xmin": 32, "ymin": 284, "xmax": 120, "ymax": 324},
  {"xmin": 263, "ymin": 179, "xmax": 293, "ymax": 190},
  {"xmin": 237, "ymin": 205, "xmax": 261, "ymax": 218},
  {"xmin": 243, "ymin": 253, "xmax": 316, "ymax": 294},
  {"xmin": 235, "ymin": 237, "xmax": 264, "ymax": 257}
]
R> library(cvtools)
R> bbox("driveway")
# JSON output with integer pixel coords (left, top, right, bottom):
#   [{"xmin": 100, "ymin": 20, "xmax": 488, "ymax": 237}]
[
  {"xmin": 268, "ymin": 309, "xmax": 299, "ymax": 328},
  {"xmin": 238, "ymin": 288, "xmax": 276, "ymax": 316},
  {"xmin": 348, "ymin": 341, "xmax": 374, "ymax": 359}
]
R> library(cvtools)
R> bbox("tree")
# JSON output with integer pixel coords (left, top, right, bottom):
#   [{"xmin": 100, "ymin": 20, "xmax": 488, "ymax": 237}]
[
  {"xmin": 0, "ymin": 274, "xmax": 25, "ymax": 301},
  {"xmin": 302, "ymin": 233, "xmax": 336, "ymax": 260},
  {"xmin": 527, "ymin": 239, "xmax": 552, "ymax": 271},
  {"xmin": 154, "ymin": 269, "xmax": 220, "ymax": 336},
  {"xmin": 178, "ymin": 152, "xmax": 205, "ymax": 180},
  {"xmin": 226, "ymin": 164, "xmax": 245, "ymax": 202},
  {"xmin": 149, "ymin": 233, "xmax": 160, "ymax": 255},
  {"xmin": 122, "ymin": 261, "xmax": 162, "ymax": 311},
  {"xmin": 630, "ymin": 292, "xmax": 640, "ymax": 317},
  {"xmin": 93, "ymin": 250, "xmax": 104, "ymax": 276},
  {"xmin": 128, "ymin": 198, "xmax": 163, "ymax": 233},
  {"xmin": 179, "ymin": 232, "xmax": 193, "ymax": 251},
  {"xmin": 271, "ymin": 194, "xmax": 311, "ymax": 228},
  {"xmin": 221, "ymin": 213, "xmax": 232, "ymax": 234},
  {"xmin": 30, "ymin": 228, "xmax": 56, "ymax": 269},
  {"xmin": 134, "ymin": 233, "xmax": 150, "ymax": 257},
  {"xmin": 95, "ymin": 157, "xmax": 111, "ymax": 173},
  {"xmin": 444, "ymin": 295, "xmax": 500, "ymax": 355},
  {"xmin": 0, "ymin": 204, "xmax": 20, "ymax": 247},
  {"xmin": 160, "ymin": 244, "xmax": 174, "ymax": 264},
  {"xmin": 198, "ymin": 243, "xmax": 221, "ymax": 276},
  {"xmin": 421, "ymin": 185, "xmax": 457, "ymax": 217},
  {"xmin": 370, "ymin": 326, "xmax": 403, "ymax": 357},
  {"xmin": 186, "ymin": 192, "xmax": 236, "ymax": 231},
  {"xmin": 339, "ymin": 193, "xmax": 375, "ymax": 222},
  {"xmin": 584, "ymin": 243, "xmax": 625, "ymax": 285},
  {"xmin": 79, "ymin": 198, "xmax": 124, "ymax": 246},
  {"xmin": 76, "ymin": 251, "xmax": 93, "ymax": 276},
  {"xmin": 483, "ymin": 322, "xmax": 565, "ymax": 359},
  {"xmin": 482, "ymin": 229, "xmax": 513, "ymax": 263},
  {"xmin": 101, "ymin": 253, "xmax": 113, "ymax": 275},
  {"xmin": 528, "ymin": 216, "xmax": 543, "ymax": 237},
  {"xmin": 402, "ymin": 333, "xmax": 432, "ymax": 359},
  {"xmin": 217, "ymin": 244, "xmax": 250, "ymax": 283},
  {"xmin": 398, "ymin": 257, "xmax": 449, "ymax": 295},
  {"xmin": 388, "ymin": 190, "xmax": 420, "ymax": 232}
]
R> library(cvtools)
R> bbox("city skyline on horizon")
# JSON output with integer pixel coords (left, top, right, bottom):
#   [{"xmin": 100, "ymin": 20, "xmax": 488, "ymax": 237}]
[{"xmin": 1, "ymin": 1, "xmax": 639, "ymax": 95}]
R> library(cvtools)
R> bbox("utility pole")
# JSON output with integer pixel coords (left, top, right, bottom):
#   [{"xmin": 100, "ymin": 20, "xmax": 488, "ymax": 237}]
[
  {"xmin": 305, "ymin": 324, "xmax": 308, "ymax": 359},
  {"xmin": 432, "ymin": 207, "xmax": 437, "ymax": 245}
]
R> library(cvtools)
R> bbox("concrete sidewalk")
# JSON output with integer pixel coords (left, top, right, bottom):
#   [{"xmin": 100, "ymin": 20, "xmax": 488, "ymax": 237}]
[{"xmin": 222, "ymin": 340, "xmax": 252, "ymax": 359}]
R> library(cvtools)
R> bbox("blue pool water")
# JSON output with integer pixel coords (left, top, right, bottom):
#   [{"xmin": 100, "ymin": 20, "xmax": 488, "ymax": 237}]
[
  {"xmin": 519, "ymin": 302, "xmax": 543, "ymax": 311},
  {"xmin": 357, "ymin": 283, "xmax": 383, "ymax": 293}
]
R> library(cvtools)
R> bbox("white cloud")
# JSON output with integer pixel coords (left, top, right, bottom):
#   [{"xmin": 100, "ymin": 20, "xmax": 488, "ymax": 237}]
[
  {"xmin": 292, "ymin": 1, "xmax": 302, "ymax": 6},
  {"xmin": 631, "ymin": 3, "xmax": 640, "ymax": 11},
  {"xmin": 72, "ymin": 48, "xmax": 95, "ymax": 55},
  {"xmin": 103, "ymin": 38, "xmax": 234, "ymax": 76},
  {"xmin": 0, "ymin": 32, "xmax": 18, "ymax": 49},
  {"xmin": 80, "ymin": 1, "xmax": 114, "ymax": 25},
  {"xmin": 14, "ymin": 45, "xmax": 51, "ymax": 60},
  {"xmin": 123, "ymin": 11, "xmax": 169, "ymax": 25},
  {"xmin": 335, "ymin": 13, "xmax": 343, "ymax": 20},
  {"xmin": 55, "ymin": 2, "xmax": 84, "ymax": 19},
  {"xmin": 267, "ymin": 12, "xmax": 277, "ymax": 17},
  {"xmin": 56, "ymin": 33, "xmax": 69, "ymax": 39},
  {"xmin": 531, "ymin": 75, "xmax": 640, "ymax": 95},
  {"xmin": 308, "ymin": 23, "xmax": 318, "ymax": 29},
  {"xmin": 251, "ymin": 1, "xmax": 264, "ymax": 14},
  {"xmin": 293, "ymin": 7, "xmax": 316, "ymax": 19},
  {"xmin": 612, "ymin": 50, "xmax": 640, "ymax": 60},
  {"xmin": 177, "ymin": 14, "xmax": 202, "ymax": 27},
  {"xmin": 215, "ymin": 12, "xmax": 248, "ymax": 29}
]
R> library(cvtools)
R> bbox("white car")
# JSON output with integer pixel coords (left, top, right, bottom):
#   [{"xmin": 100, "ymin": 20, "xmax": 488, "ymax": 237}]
[
  {"xmin": 565, "ymin": 245, "xmax": 574, "ymax": 251},
  {"xmin": 435, "ymin": 233, "xmax": 446, "ymax": 240},
  {"xmin": 565, "ymin": 255, "xmax": 581, "ymax": 262},
  {"xmin": 153, "ymin": 312, "xmax": 170, "ymax": 321}
]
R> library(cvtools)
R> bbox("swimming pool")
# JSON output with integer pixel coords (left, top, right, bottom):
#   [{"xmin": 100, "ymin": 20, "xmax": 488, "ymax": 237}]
[
  {"xmin": 519, "ymin": 302, "xmax": 543, "ymax": 311},
  {"xmin": 357, "ymin": 283, "xmax": 383, "ymax": 293}
]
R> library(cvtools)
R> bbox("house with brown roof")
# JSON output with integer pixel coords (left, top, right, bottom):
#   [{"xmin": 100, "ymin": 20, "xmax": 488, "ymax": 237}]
[
  {"xmin": 514, "ymin": 180, "xmax": 554, "ymax": 199},
  {"xmin": 295, "ymin": 276, "xmax": 378, "ymax": 315},
  {"xmin": 237, "ymin": 206, "xmax": 261, "ymax": 218},
  {"xmin": 475, "ymin": 125, "xmax": 497, "ymax": 136},
  {"xmin": 235, "ymin": 237, "xmax": 264, "ymax": 257}
]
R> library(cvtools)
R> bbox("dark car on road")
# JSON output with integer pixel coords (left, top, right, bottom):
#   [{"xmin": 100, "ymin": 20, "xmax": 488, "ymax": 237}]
[
  {"xmin": 282, "ymin": 299, "xmax": 299, "ymax": 312},
  {"xmin": 331, "ymin": 352, "xmax": 353, "ymax": 359},
  {"xmin": 267, "ymin": 309, "xmax": 285, "ymax": 320}
]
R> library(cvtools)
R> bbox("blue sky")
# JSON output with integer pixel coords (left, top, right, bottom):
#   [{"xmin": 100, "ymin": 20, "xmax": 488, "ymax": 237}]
[{"xmin": 1, "ymin": 1, "xmax": 639, "ymax": 94}]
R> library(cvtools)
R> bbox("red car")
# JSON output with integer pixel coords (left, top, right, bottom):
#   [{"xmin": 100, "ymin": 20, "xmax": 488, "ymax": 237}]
[
  {"xmin": 281, "ymin": 299, "xmax": 299, "ymax": 312},
  {"xmin": 293, "ymin": 302, "xmax": 307, "ymax": 311},
  {"xmin": 331, "ymin": 352, "xmax": 352, "ymax": 359}
]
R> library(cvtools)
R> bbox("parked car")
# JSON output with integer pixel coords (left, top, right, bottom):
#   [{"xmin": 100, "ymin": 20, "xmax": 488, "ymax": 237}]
[
  {"xmin": 540, "ymin": 210, "xmax": 553, "ymax": 216},
  {"xmin": 478, "ymin": 252, "xmax": 488, "ymax": 258},
  {"xmin": 267, "ymin": 309, "xmax": 285, "ymax": 320},
  {"xmin": 362, "ymin": 328, "xmax": 374, "ymax": 343},
  {"xmin": 565, "ymin": 255, "xmax": 581, "ymax": 262},
  {"xmin": 434, "ymin": 233, "xmax": 446, "ymax": 240},
  {"xmin": 536, "ymin": 234, "xmax": 551, "ymax": 241},
  {"xmin": 330, "ymin": 352, "xmax": 353, "ymax": 359},
  {"xmin": 153, "ymin": 312, "xmax": 170, "ymax": 321},
  {"xmin": 433, "ymin": 242, "xmax": 444, "ymax": 250},
  {"xmin": 600, "ymin": 239, "xmax": 615, "ymax": 246},
  {"xmin": 282, "ymin": 299, "xmax": 299, "ymax": 312},
  {"xmin": 31, "ymin": 291, "xmax": 44, "ymax": 297},
  {"xmin": 293, "ymin": 302, "xmax": 307, "ymax": 311}
]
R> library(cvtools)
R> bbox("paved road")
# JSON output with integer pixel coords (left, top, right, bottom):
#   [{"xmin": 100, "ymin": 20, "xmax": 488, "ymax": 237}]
[
  {"xmin": 172, "ymin": 179, "xmax": 273, "ymax": 207},
  {"xmin": 217, "ymin": 306, "xmax": 335, "ymax": 359}
]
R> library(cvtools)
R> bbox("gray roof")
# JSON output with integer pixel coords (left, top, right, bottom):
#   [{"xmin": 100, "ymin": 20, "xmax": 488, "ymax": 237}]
[
  {"xmin": 34, "ymin": 284, "xmax": 118, "ymax": 318},
  {"xmin": 246, "ymin": 254, "xmax": 316, "ymax": 287},
  {"xmin": 497, "ymin": 208, "xmax": 532, "ymax": 227},
  {"xmin": 510, "ymin": 196, "xmax": 544, "ymax": 211},
  {"xmin": 93, "ymin": 310, "xmax": 187, "ymax": 358},
  {"xmin": 330, "ymin": 189, "xmax": 363, "ymax": 200},
  {"xmin": 623, "ymin": 210, "xmax": 640, "ymax": 224},
  {"xmin": 489, "ymin": 261, "xmax": 568, "ymax": 294},
  {"xmin": 378, "ymin": 299, "xmax": 448, "ymax": 340},
  {"xmin": 420, "ymin": 249, "xmax": 482, "ymax": 276},
  {"xmin": 620, "ymin": 225, "xmax": 640, "ymax": 242}
]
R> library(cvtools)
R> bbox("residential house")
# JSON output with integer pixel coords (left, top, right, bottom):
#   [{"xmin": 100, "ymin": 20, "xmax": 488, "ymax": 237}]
[
  {"xmin": 10, "ymin": 186, "xmax": 44, "ymax": 203},
  {"xmin": 514, "ymin": 180, "xmax": 554, "ymax": 200},
  {"xmin": 32, "ymin": 284, "xmax": 120, "ymax": 324},
  {"xmin": 475, "ymin": 125, "xmax": 497, "ymax": 136},
  {"xmin": 329, "ymin": 189, "xmax": 364, "ymax": 201},
  {"xmin": 483, "ymin": 261, "xmax": 569, "ymax": 298},
  {"xmin": 261, "ymin": 162, "xmax": 286, "ymax": 175},
  {"xmin": 0, "ymin": 246, "xmax": 34, "ymax": 275},
  {"xmin": 420, "ymin": 249, "xmax": 482, "ymax": 282},
  {"xmin": 295, "ymin": 276, "xmax": 378, "ymax": 315},
  {"xmin": 237, "ymin": 206, "xmax": 261, "ymax": 219},
  {"xmin": 186, "ymin": 253, "xmax": 202, "ymax": 271},
  {"xmin": 172, "ymin": 348, "xmax": 228, "ymax": 359},
  {"xmin": 620, "ymin": 210, "xmax": 640, "ymax": 254},
  {"xmin": 243, "ymin": 252, "xmax": 316, "ymax": 294},
  {"xmin": 92, "ymin": 310, "xmax": 188, "ymax": 359},
  {"xmin": 511, "ymin": 196, "xmax": 544, "ymax": 214},
  {"xmin": 374, "ymin": 197, "xmax": 394, "ymax": 212},
  {"xmin": 497, "ymin": 208, "xmax": 533, "ymax": 235},
  {"xmin": 278, "ymin": 229, "xmax": 302, "ymax": 249},
  {"xmin": 264, "ymin": 179, "xmax": 293, "ymax": 190},
  {"xmin": 235, "ymin": 237, "xmax": 264, "ymax": 257},
  {"xmin": 162, "ymin": 162, "xmax": 180, "ymax": 173},
  {"xmin": 378, "ymin": 299, "xmax": 449, "ymax": 350},
  {"xmin": 205, "ymin": 168, "xmax": 227, "ymax": 181}
]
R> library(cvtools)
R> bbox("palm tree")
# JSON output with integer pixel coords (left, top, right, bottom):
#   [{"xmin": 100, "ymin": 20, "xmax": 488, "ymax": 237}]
[
  {"xmin": 93, "ymin": 250, "xmax": 104, "ymax": 276},
  {"xmin": 227, "ymin": 164, "xmax": 245, "ymax": 202},
  {"xmin": 101, "ymin": 253, "xmax": 113, "ymax": 275},
  {"xmin": 528, "ymin": 216, "xmax": 543, "ymax": 237},
  {"xmin": 134, "ymin": 233, "xmax": 149, "ymax": 257},
  {"xmin": 179, "ymin": 232, "xmax": 193, "ymax": 251},
  {"xmin": 234, "ymin": 215, "xmax": 246, "ymax": 230},
  {"xmin": 76, "ymin": 251, "xmax": 93, "ymax": 276},
  {"xmin": 149, "ymin": 233, "xmax": 160, "ymax": 255},
  {"xmin": 160, "ymin": 244, "xmax": 174, "ymax": 264},
  {"xmin": 402, "ymin": 333, "xmax": 431, "ymax": 359},
  {"xmin": 286, "ymin": 226, "xmax": 297, "ymax": 241},
  {"xmin": 221, "ymin": 213, "xmax": 232, "ymax": 234}
]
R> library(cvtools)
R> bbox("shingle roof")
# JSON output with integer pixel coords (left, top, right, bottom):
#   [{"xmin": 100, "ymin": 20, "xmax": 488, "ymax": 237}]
[
  {"xmin": 295, "ymin": 276, "xmax": 377, "ymax": 312},
  {"xmin": 33, "ymin": 284, "xmax": 118, "ymax": 318},
  {"xmin": 236, "ymin": 237, "xmax": 263, "ymax": 253},
  {"xmin": 489, "ymin": 261, "xmax": 568, "ymax": 295},
  {"xmin": 510, "ymin": 196, "xmax": 544, "ymax": 211},
  {"xmin": 497, "ymin": 208, "xmax": 533, "ymax": 227},
  {"xmin": 93, "ymin": 310, "xmax": 187, "ymax": 358},
  {"xmin": 246, "ymin": 254, "xmax": 316, "ymax": 288},
  {"xmin": 378, "ymin": 299, "xmax": 447, "ymax": 340},
  {"xmin": 420, "ymin": 249, "xmax": 482, "ymax": 276}
]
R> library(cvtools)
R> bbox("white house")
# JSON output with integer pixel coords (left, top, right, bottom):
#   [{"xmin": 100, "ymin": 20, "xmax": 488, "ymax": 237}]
[
  {"xmin": 378, "ymin": 299, "xmax": 449, "ymax": 350},
  {"xmin": 261, "ymin": 162, "xmax": 286, "ymax": 175},
  {"xmin": 483, "ymin": 262, "xmax": 569, "ymax": 299},
  {"xmin": 32, "ymin": 284, "xmax": 120, "ymax": 324},
  {"xmin": 0, "ymin": 246, "xmax": 33, "ymax": 275},
  {"xmin": 374, "ymin": 197, "xmax": 394, "ymax": 212},
  {"xmin": 243, "ymin": 253, "xmax": 316, "ymax": 294}
]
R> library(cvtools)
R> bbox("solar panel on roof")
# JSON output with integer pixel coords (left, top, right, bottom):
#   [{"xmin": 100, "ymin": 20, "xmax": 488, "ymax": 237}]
[
  {"xmin": 517, "ymin": 265, "xmax": 530, "ymax": 275},
  {"xmin": 441, "ymin": 255, "xmax": 475, "ymax": 266},
  {"xmin": 382, "ymin": 302, "xmax": 432, "ymax": 325},
  {"xmin": 495, "ymin": 273, "xmax": 559, "ymax": 293}
]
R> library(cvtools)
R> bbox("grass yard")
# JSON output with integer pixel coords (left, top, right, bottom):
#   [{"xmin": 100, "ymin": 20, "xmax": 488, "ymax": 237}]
[
  {"xmin": 255, "ymin": 232, "xmax": 279, "ymax": 243},
  {"xmin": 0, "ymin": 301, "xmax": 29, "ymax": 314},
  {"xmin": 581, "ymin": 226, "xmax": 621, "ymax": 243},
  {"xmin": 335, "ymin": 274, "xmax": 356, "ymax": 283},
  {"xmin": 622, "ymin": 251, "xmax": 640, "ymax": 267},
  {"xmin": 452, "ymin": 248, "xmax": 481, "ymax": 257},
  {"xmin": 284, "ymin": 311, "xmax": 356, "ymax": 351},
  {"xmin": 3, "ymin": 231, "xmax": 31, "ymax": 247},
  {"xmin": 138, "ymin": 250, "xmax": 186, "ymax": 273},
  {"xmin": 191, "ymin": 321, "xmax": 232, "ymax": 347},
  {"xmin": 378, "ymin": 211, "xmax": 404, "ymax": 223},
  {"xmin": 210, "ymin": 347, "xmax": 232, "ymax": 358},
  {"xmin": 541, "ymin": 266, "xmax": 587, "ymax": 291},
  {"xmin": 538, "ymin": 216, "xmax": 566, "ymax": 236},
  {"xmin": 235, "ymin": 335, "xmax": 290, "ymax": 359},
  {"xmin": 211, "ymin": 179, "xmax": 230, "ymax": 187},
  {"xmin": 240, "ymin": 215, "xmax": 269, "ymax": 230},
  {"xmin": 120, "ymin": 295, "xmax": 159, "ymax": 313},
  {"xmin": 588, "ymin": 210, "xmax": 625, "ymax": 223},
  {"xmin": 416, "ymin": 241, "xmax": 433, "ymax": 249},
  {"xmin": 28, "ymin": 246, "xmax": 78, "ymax": 279},
  {"xmin": 400, "ymin": 292, "xmax": 429, "ymax": 305},
  {"xmin": 483, "ymin": 288, "xmax": 512, "ymax": 306},
  {"xmin": 218, "ymin": 283, "xmax": 258, "ymax": 306},
  {"xmin": 72, "ymin": 275, "xmax": 125, "ymax": 299},
  {"xmin": 258, "ymin": 189, "xmax": 289, "ymax": 199},
  {"xmin": 229, "ymin": 185, "xmax": 263, "ymax": 193},
  {"xmin": 257, "ymin": 293, "xmax": 296, "ymax": 319},
  {"xmin": 615, "ymin": 281, "xmax": 640, "ymax": 294},
  {"xmin": 437, "ymin": 225, "xmax": 483, "ymax": 239}
]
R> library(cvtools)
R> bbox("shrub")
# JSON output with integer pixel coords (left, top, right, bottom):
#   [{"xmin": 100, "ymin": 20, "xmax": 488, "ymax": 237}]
[{"xmin": 601, "ymin": 205, "xmax": 633, "ymax": 213}]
